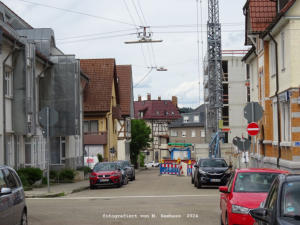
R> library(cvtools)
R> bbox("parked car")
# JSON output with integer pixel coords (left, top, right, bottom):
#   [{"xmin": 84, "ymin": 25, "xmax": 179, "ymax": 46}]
[
  {"xmin": 117, "ymin": 160, "xmax": 135, "ymax": 181},
  {"xmin": 89, "ymin": 162, "xmax": 123, "ymax": 189},
  {"xmin": 250, "ymin": 174, "xmax": 300, "ymax": 225},
  {"xmin": 219, "ymin": 168, "xmax": 289, "ymax": 225},
  {"xmin": 0, "ymin": 165, "xmax": 27, "ymax": 225},
  {"xmin": 193, "ymin": 158, "xmax": 231, "ymax": 188},
  {"xmin": 145, "ymin": 161, "xmax": 160, "ymax": 168}
]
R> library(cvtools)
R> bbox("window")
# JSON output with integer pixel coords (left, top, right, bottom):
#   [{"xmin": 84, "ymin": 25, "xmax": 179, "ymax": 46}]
[
  {"xmin": 273, "ymin": 101, "xmax": 278, "ymax": 141},
  {"xmin": 194, "ymin": 116, "xmax": 199, "ymax": 122},
  {"xmin": 191, "ymin": 130, "xmax": 196, "ymax": 137},
  {"xmin": 234, "ymin": 173, "xmax": 279, "ymax": 193},
  {"xmin": 280, "ymin": 100, "xmax": 291, "ymax": 142},
  {"xmin": 282, "ymin": 181, "xmax": 300, "ymax": 216},
  {"xmin": 270, "ymin": 41, "xmax": 276, "ymax": 76},
  {"xmin": 25, "ymin": 138, "xmax": 32, "ymax": 165},
  {"xmin": 83, "ymin": 120, "xmax": 98, "ymax": 134},
  {"xmin": 156, "ymin": 111, "xmax": 160, "ymax": 115},
  {"xmin": 139, "ymin": 111, "xmax": 144, "ymax": 118},
  {"xmin": 0, "ymin": 170, "xmax": 7, "ymax": 189},
  {"xmin": 61, "ymin": 137, "xmax": 66, "ymax": 162},
  {"xmin": 182, "ymin": 130, "xmax": 186, "ymax": 137},
  {"xmin": 265, "ymin": 180, "xmax": 279, "ymax": 210},
  {"xmin": 170, "ymin": 130, "xmax": 178, "ymax": 137},
  {"xmin": 201, "ymin": 130, "xmax": 205, "ymax": 138},
  {"xmin": 3, "ymin": 169, "xmax": 18, "ymax": 189},
  {"xmin": 183, "ymin": 116, "xmax": 189, "ymax": 123},
  {"xmin": 4, "ymin": 68, "xmax": 13, "ymax": 97},
  {"xmin": 281, "ymin": 32, "xmax": 285, "ymax": 70}
]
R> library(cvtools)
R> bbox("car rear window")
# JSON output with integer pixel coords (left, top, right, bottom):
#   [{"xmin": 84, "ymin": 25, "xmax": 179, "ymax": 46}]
[
  {"xmin": 93, "ymin": 163, "xmax": 118, "ymax": 172},
  {"xmin": 234, "ymin": 172, "xmax": 279, "ymax": 193},
  {"xmin": 200, "ymin": 159, "xmax": 227, "ymax": 167}
]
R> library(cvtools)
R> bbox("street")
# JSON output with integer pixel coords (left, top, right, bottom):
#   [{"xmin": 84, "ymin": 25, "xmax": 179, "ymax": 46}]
[{"xmin": 27, "ymin": 169, "xmax": 220, "ymax": 225}]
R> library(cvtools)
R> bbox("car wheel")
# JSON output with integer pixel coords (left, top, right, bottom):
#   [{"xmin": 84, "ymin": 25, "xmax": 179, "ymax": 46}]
[
  {"xmin": 194, "ymin": 176, "xmax": 197, "ymax": 187},
  {"xmin": 132, "ymin": 174, "xmax": 135, "ymax": 180},
  {"xmin": 225, "ymin": 213, "xmax": 229, "ymax": 225},
  {"xmin": 20, "ymin": 210, "xmax": 28, "ymax": 225},
  {"xmin": 116, "ymin": 181, "xmax": 122, "ymax": 188},
  {"xmin": 191, "ymin": 176, "xmax": 194, "ymax": 184},
  {"xmin": 90, "ymin": 184, "xmax": 95, "ymax": 189},
  {"xmin": 123, "ymin": 176, "xmax": 128, "ymax": 185},
  {"xmin": 196, "ymin": 178, "xmax": 202, "ymax": 189},
  {"xmin": 220, "ymin": 214, "xmax": 224, "ymax": 225}
]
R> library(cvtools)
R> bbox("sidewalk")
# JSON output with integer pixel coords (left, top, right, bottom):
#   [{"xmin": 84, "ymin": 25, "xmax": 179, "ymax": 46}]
[{"xmin": 25, "ymin": 180, "xmax": 89, "ymax": 198}]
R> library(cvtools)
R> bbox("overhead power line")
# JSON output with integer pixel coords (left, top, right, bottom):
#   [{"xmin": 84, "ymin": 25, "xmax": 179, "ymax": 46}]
[
  {"xmin": 58, "ymin": 33, "xmax": 136, "ymax": 45},
  {"xmin": 13, "ymin": 0, "xmax": 136, "ymax": 26},
  {"xmin": 57, "ymin": 28, "xmax": 137, "ymax": 41},
  {"xmin": 134, "ymin": 68, "xmax": 153, "ymax": 88},
  {"xmin": 122, "ymin": 0, "xmax": 139, "ymax": 27}
]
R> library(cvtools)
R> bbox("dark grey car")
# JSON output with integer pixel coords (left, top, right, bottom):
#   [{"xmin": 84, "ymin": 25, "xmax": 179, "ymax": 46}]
[
  {"xmin": 117, "ymin": 160, "xmax": 135, "ymax": 181},
  {"xmin": 0, "ymin": 165, "xmax": 27, "ymax": 225}
]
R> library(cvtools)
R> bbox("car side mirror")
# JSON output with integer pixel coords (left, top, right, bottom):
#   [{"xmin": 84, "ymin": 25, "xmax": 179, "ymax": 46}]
[
  {"xmin": 0, "ymin": 187, "xmax": 12, "ymax": 196},
  {"xmin": 194, "ymin": 165, "xmax": 198, "ymax": 168},
  {"xmin": 249, "ymin": 208, "xmax": 268, "ymax": 223},
  {"xmin": 219, "ymin": 186, "xmax": 229, "ymax": 193}
]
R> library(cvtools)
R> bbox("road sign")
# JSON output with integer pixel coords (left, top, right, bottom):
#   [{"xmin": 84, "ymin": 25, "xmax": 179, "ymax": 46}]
[
  {"xmin": 236, "ymin": 138, "xmax": 251, "ymax": 151},
  {"xmin": 247, "ymin": 122, "xmax": 260, "ymax": 136},
  {"xmin": 38, "ymin": 107, "xmax": 58, "ymax": 128},
  {"xmin": 244, "ymin": 102, "xmax": 264, "ymax": 123}
]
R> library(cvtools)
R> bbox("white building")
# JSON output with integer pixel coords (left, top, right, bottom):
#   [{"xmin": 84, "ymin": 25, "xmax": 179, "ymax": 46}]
[{"xmin": 0, "ymin": 2, "xmax": 86, "ymax": 170}]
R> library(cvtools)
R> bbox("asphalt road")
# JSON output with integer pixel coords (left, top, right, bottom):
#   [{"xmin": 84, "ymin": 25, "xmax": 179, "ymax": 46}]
[{"xmin": 27, "ymin": 168, "xmax": 221, "ymax": 225}]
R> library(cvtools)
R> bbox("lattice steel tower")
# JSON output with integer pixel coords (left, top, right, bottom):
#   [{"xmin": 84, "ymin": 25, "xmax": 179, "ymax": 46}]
[{"xmin": 207, "ymin": 0, "xmax": 223, "ymax": 136}]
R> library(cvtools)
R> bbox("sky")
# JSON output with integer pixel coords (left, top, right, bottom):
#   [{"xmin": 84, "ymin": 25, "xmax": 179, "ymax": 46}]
[{"xmin": 3, "ymin": 0, "xmax": 247, "ymax": 108}]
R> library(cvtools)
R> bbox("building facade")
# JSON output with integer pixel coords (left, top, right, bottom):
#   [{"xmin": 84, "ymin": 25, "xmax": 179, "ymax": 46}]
[
  {"xmin": 116, "ymin": 65, "xmax": 134, "ymax": 161},
  {"xmin": 0, "ymin": 2, "xmax": 85, "ymax": 170},
  {"xmin": 134, "ymin": 94, "xmax": 181, "ymax": 162},
  {"xmin": 243, "ymin": 0, "xmax": 300, "ymax": 171},
  {"xmin": 204, "ymin": 53, "xmax": 248, "ymax": 144},
  {"xmin": 81, "ymin": 59, "xmax": 122, "ymax": 162}
]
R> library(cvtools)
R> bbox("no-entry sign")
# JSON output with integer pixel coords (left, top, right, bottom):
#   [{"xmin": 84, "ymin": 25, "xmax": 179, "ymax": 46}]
[{"xmin": 247, "ymin": 122, "xmax": 260, "ymax": 136}]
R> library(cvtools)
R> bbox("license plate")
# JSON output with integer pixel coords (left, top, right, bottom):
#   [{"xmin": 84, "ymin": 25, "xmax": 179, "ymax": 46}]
[
  {"xmin": 99, "ymin": 179, "xmax": 109, "ymax": 182},
  {"xmin": 211, "ymin": 179, "xmax": 221, "ymax": 182}
]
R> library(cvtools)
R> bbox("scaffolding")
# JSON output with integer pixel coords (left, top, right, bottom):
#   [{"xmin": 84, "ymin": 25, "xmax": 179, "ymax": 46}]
[{"xmin": 207, "ymin": 0, "xmax": 223, "ymax": 157}]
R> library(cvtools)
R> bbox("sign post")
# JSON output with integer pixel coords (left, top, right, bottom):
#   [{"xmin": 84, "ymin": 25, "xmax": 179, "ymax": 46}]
[
  {"xmin": 244, "ymin": 102, "xmax": 264, "ymax": 166},
  {"xmin": 39, "ymin": 107, "xmax": 58, "ymax": 193}
]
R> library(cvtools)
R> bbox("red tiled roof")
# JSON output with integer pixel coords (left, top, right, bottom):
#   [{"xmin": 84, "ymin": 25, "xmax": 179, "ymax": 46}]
[
  {"xmin": 248, "ymin": 0, "xmax": 277, "ymax": 33},
  {"xmin": 134, "ymin": 100, "xmax": 181, "ymax": 120},
  {"xmin": 80, "ymin": 59, "xmax": 116, "ymax": 113},
  {"xmin": 116, "ymin": 65, "xmax": 132, "ymax": 117}
]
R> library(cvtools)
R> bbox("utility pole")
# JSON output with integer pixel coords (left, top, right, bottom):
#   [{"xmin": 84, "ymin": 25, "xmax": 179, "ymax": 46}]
[{"xmin": 207, "ymin": 0, "xmax": 223, "ymax": 157}]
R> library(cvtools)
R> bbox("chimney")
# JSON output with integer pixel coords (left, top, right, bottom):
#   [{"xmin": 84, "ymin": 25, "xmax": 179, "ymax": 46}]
[
  {"xmin": 158, "ymin": 96, "xmax": 161, "ymax": 101},
  {"xmin": 172, "ymin": 96, "xmax": 178, "ymax": 107},
  {"xmin": 138, "ymin": 95, "xmax": 142, "ymax": 102},
  {"xmin": 147, "ymin": 93, "xmax": 151, "ymax": 101}
]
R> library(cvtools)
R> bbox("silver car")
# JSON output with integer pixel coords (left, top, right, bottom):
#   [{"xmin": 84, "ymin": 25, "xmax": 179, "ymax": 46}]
[{"xmin": 0, "ymin": 165, "xmax": 27, "ymax": 225}]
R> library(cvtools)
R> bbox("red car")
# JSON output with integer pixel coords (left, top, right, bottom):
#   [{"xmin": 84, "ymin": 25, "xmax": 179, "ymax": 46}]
[
  {"xmin": 89, "ymin": 162, "xmax": 123, "ymax": 189},
  {"xmin": 219, "ymin": 168, "xmax": 289, "ymax": 225}
]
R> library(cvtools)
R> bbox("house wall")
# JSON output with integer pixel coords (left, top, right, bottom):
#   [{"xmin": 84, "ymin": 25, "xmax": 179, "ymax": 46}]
[
  {"xmin": 226, "ymin": 56, "xmax": 248, "ymax": 143},
  {"xmin": 0, "ymin": 43, "xmax": 14, "ymax": 165},
  {"xmin": 169, "ymin": 127, "xmax": 205, "ymax": 144}
]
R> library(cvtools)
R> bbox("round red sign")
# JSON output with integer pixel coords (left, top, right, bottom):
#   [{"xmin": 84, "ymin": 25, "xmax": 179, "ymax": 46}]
[{"xmin": 247, "ymin": 122, "xmax": 260, "ymax": 136}]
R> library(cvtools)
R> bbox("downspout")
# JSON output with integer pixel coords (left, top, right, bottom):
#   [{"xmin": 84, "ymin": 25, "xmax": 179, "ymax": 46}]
[
  {"xmin": 2, "ymin": 41, "xmax": 17, "ymax": 165},
  {"xmin": 268, "ymin": 33, "xmax": 281, "ymax": 168}
]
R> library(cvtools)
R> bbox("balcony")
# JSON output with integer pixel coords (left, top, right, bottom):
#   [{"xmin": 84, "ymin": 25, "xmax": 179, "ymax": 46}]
[{"xmin": 84, "ymin": 132, "xmax": 107, "ymax": 145}]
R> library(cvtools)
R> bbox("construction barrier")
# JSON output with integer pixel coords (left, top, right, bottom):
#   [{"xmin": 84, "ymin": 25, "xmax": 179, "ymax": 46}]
[
  {"xmin": 160, "ymin": 163, "xmax": 180, "ymax": 175},
  {"xmin": 160, "ymin": 162, "xmax": 196, "ymax": 176}
]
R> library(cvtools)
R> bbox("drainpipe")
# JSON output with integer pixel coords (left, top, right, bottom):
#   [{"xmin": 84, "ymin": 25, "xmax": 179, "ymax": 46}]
[
  {"xmin": 268, "ymin": 33, "xmax": 281, "ymax": 168},
  {"xmin": 2, "ymin": 42, "xmax": 18, "ymax": 165}
]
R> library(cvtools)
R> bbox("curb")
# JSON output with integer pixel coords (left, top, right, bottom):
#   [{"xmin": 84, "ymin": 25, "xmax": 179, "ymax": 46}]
[
  {"xmin": 25, "ymin": 185, "xmax": 89, "ymax": 198},
  {"xmin": 25, "ymin": 192, "xmax": 65, "ymax": 198}
]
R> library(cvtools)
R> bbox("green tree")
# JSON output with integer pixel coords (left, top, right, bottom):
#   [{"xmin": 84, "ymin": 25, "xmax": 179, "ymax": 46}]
[{"xmin": 130, "ymin": 119, "xmax": 152, "ymax": 167}]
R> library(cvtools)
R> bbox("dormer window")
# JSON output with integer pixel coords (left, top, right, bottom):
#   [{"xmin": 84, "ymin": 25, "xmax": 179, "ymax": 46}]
[{"xmin": 183, "ymin": 116, "xmax": 189, "ymax": 123}]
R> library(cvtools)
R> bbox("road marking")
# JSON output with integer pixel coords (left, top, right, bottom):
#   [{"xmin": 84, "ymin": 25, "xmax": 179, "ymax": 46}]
[{"xmin": 27, "ymin": 194, "xmax": 218, "ymax": 200}]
